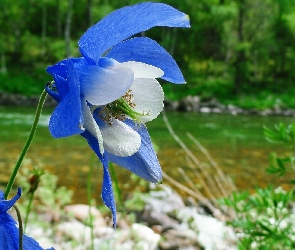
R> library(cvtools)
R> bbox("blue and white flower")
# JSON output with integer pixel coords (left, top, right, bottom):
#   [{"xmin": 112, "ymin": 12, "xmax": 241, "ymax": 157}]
[
  {"xmin": 0, "ymin": 188, "xmax": 54, "ymax": 249},
  {"xmin": 46, "ymin": 2, "xmax": 190, "ymax": 225}
]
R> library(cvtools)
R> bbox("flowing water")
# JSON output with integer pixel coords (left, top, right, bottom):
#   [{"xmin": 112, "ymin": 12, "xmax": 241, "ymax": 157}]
[{"xmin": 0, "ymin": 106, "xmax": 294, "ymax": 204}]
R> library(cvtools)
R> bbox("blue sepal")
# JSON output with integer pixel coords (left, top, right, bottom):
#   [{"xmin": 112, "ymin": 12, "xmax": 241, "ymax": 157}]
[
  {"xmin": 81, "ymin": 130, "xmax": 117, "ymax": 227},
  {"xmin": 107, "ymin": 37, "xmax": 186, "ymax": 84},
  {"xmin": 78, "ymin": 2, "xmax": 190, "ymax": 64},
  {"xmin": 106, "ymin": 119, "xmax": 162, "ymax": 183},
  {"xmin": 0, "ymin": 188, "xmax": 54, "ymax": 250},
  {"xmin": 47, "ymin": 60, "xmax": 84, "ymax": 138}
]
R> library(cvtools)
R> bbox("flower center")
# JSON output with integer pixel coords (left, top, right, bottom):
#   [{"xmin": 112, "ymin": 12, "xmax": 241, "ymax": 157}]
[{"xmin": 99, "ymin": 90, "xmax": 149, "ymax": 125}]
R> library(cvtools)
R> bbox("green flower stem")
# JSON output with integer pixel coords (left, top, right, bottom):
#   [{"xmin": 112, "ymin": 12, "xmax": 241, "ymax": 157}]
[
  {"xmin": 5, "ymin": 89, "xmax": 48, "ymax": 199},
  {"xmin": 23, "ymin": 192, "xmax": 34, "ymax": 233},
  {"xmin": 87, "ymin": 155, "xmax": 95, "ymax": 250},
  {"xmin": 13, "ymin": 204, "xmax": 23, "ymax": 250},
  {"xmin": 109, "ymin": 162, "xmax": 124, "ymax": 210}
]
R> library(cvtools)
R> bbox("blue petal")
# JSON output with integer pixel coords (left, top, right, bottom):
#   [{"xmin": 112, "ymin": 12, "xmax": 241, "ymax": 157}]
[
  {"xmin": 106, "ymin": 119, "xmax": 162, "ymax": 183},
  {"xmin": 45, "ymin": 83, "xmax": 61, "ymax": 102},
  {"xmin": 0, "ymin": 187, "xmax": 21, "ymax": 213},
  {"xmin": 79, "ymin": 63, "xmax": 134, "ymax": 106},
  {"xmin": 47, "ymin": 60, "xmax": 84, "ymax": 138},
  {"xmin": 23, "ymin": 234, "xmax": 54, "ymax": 250},
  {"xmin": 78, "ymin": 2, "xmax": 190, "ymax": 64},
  {"xmin": 107, "ymin": 37, "xmax": 186, "ymax": 84},
  {"xmin": 101, "ymin": 155, "xmax": 117, "ymax": 228},
  {"xmin": 47, "ymin": 60, "xmax": 68, "ymax": 82},
  {"xmin": 81, "ymin": 130, "xmax": 116, "ymax": 227},
  {"xmin": 0, "ymin": 188, "xmax": 54, "ymax": 250},
  {"xmin": 0, "ymin": 215, "xmax": 51, "ymax": 250},
  {"xmin": 0, "ymin": 218, "xmax": 19, "ymax": 249}
]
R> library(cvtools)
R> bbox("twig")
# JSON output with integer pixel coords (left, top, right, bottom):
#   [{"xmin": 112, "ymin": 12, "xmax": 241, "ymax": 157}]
[
  {"xmin": 162, "ymin": 112, "xmax": 218, "ymax": 200},
  {"xmin": 178, "ymin": 167, "xmax": 205, "ymax": 198},
  {"xmin": 184, "ymin": 155, "xmax": 220, "ymax": 201},
  {"xmin": 162, "ymin": 171, "xmax": 224, "ymax": 220},
  {"xmin": 186, "ymin": 132, "xmax": 237, "ymax": 194}
]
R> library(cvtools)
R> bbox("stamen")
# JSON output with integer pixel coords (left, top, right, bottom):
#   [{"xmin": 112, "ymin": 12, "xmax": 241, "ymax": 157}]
[{"xmin": 99, "ymin": 89, "xmax": 149, "ymax": 125}]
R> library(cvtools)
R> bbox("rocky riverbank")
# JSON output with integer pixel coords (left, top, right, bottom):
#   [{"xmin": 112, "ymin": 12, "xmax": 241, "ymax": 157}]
[
  {"xmin": 1, "ymin": 91, "xmax": 295, "ymax": 117},
  {"xmin": 0, "ymin": 91, "xmax": 56, "ymax": 107},
  {"xmin": 164, "ymin": 95, "xmax": 295, "ymax": 117},
  {"xmin": 26, "ymin": 184, "xmax": 236, "ymax": 250}
]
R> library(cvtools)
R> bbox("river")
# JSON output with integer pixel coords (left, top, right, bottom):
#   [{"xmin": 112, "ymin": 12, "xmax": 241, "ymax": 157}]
[{"xmin": 0, "ymin": 106, "xmax": 294, "ymax": 204}]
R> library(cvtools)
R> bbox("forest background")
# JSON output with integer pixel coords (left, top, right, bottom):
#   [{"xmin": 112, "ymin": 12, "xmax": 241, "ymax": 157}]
[{"xmin": 1, "ymin": 0, "xmax": 295, "ymax": 110}]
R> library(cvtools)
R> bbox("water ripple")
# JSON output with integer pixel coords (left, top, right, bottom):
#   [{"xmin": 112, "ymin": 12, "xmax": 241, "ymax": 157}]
[{"xmin": 0, "ymin": 112, "xmax": 50, "ymax": 127}]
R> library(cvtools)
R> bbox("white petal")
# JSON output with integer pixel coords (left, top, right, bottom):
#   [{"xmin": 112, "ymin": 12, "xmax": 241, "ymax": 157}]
[
  {"xmin": 130, "ymin": 78, "xmax": 164, "ymax": 122},
  {"xmin": 101, "ymin": 119, "xmax": 141, "ymax": 157},
  {"xmin": 81, "ymin": 101, "xmax": 104, "ymax": 154},
  {"xmin": 120, "ymin": 61, "xmax": 164, "ymax": 79}
]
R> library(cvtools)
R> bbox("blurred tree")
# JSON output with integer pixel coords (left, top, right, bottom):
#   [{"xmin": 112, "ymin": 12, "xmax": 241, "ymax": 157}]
[
  {"xmin": 65, "ymin": 0, "xmax": 73, "ymax": 58},
  {"xmin": 271, "ymin": 0, "xmax": 295, "ymax": 79},
  {"xmin": 1, "ymin": 0, "xmax": 295, "ymax": 99}
]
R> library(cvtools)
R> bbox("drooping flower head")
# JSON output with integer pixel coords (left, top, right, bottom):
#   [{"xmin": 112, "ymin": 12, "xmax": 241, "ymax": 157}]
[
  {"xmin": 46, "ymin": 2, "xmax": 190, "ymax": 226},
  {"xmin": 0, "ymin": 188, "xmax": 54, "ymax": 249}
]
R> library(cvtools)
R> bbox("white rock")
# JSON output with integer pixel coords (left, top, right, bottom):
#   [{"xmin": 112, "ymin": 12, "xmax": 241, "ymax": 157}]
[
  {"xmin": 65, "ymin": 204, "xmax": 107, "ymax": 228},
  {"xmin": 26, "ymin": 226, "xmax": 55, "ymax": 249},
  {"xmin": 177, "ymin": 207, "xmax": 237, "ymax": 250},
  {"xmin": 94, "ymin": 226, "xmax": 115, "ymax": 239},
  {"xmin": 57, "ymin": 220, "xmax": 92, "ymax": 245},
  {"xmin": 145, "ymin": 184, "xmax": 185, "ymax": 214},
  {"xmin": 131, "ymin": 223, "xmax": 160, "ymax": 249}
]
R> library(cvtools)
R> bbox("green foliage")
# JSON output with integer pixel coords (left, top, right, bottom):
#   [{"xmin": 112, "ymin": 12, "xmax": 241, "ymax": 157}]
[
  {"xmin": 16, "ymin": 162, "xmax": 73, "ymax": 222},
  {"xmin": 220, "ymin": 186, "xmax": 295, "ymax": 249},
  {"xmin": 0, "ymin": 68, "xmax": 49, "ymax": 96},
  {"xmin": 264, "ymin": 123, "xmax": 295, "ymax": 144},
  {"xmin": 2, "ymin": 0, "xmax": 295, "ymax": 107},
  {"xmin": 124, "ymin": 191, "xmax": 148, "ymax": 211},
  {"xmin": 219, "ymin": 120, "xmax": 295, "ymax": 249},
  {"xmin": 264, "ymin": 123, "xmax": 295, "ymax": 182}
]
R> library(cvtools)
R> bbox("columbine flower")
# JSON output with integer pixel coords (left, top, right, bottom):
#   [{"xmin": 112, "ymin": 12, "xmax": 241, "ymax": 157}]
[
  {"xmin": 46, "ymin": 2, "xmax": 190, "ymax": 225},
  {"xmin": 0, "ymin": 188, "xmax": 54, "ymax": 249}
]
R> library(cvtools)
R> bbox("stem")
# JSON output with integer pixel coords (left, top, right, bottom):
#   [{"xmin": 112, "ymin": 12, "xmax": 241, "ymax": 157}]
[
  {"xmin": 5, "ymin": 90, "xmax": 47, "ymax": 199},
  {"xmin": 24, "ymin": 192, "xmax": 34, "ymax": 233},
  {"xmin": 109, "ymin": 163, "xmax": 124, "ymax": 210},
  {"xmin": 87, "ymin": 155, "xmax": 94, "ymax": 250},
  {"xmin": 13, "ymin": 204, "xmax": 23, "ymax": 250}
]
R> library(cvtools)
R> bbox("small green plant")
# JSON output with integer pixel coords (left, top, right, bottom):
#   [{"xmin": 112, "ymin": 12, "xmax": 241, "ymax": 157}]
[
  {"xmin": 264, "ymin": 123, "xmax": 295, "ymax": 183},
  {"xmin": 220, "ymin": 186, "xmax": 295, "ymax": 249},
  {"xmin": 16, "ymin": 161, "xmax": 73, "ymax": 224},
  {"xmin": 219, "ymin": 122, "xmax": 295, "ymax": 249}
]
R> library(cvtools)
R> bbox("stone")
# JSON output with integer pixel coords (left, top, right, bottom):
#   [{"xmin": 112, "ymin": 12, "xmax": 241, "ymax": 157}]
[
  {"xmin": 131, "ymin": 223, "xmax": 161, "ymax": 249},
  {"xmin": 159, "ymin": 227, "xmax": 202, "ymax": 250},
  {"xmin": 57, "ymin": 220, "xmax": 92, "ymax": 244},
  {"xmin": 145, "ymin": 185, "xmax": 185, "ymax": 214},
  {"xmin": 164, "ymin": 99, "xmax": 180, "ymax": 111},
  {"xmin": 64, "ymin": 204, "xmax": 107, "ymax": 228},
  {"xmin": 178, "ymin": 95, "xmax": 200, "ymax": 112},
  {"xmin": 176, "ymin": 207, "xmax": 237, "ymax": 250},
  {"xmin": 140, "ymin": 185, "xmax": 185, "ymax": 228}
]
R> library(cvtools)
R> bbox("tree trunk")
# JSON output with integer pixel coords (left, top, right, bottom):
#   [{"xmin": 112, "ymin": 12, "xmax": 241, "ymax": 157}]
[
  {"xmin": 65, "ymin": 0, "xmax": 73, "ymax": 58},
  {"xmin": 56, "ymin": 0, "xmax": 62, "ymax": 38},
  {"xmin": 234, "ymin": 0, "xmax": 247, "ymax": 94},
  {"xmin": 41, "ymin": 3, "xmax": 47, "ymax": 56},
  {"xmin": 87, "ymin": 0, "xmax": 93, "ymax": 26},
  {"xmin": 169, "ymin": 28, "xmax": 177, "ymax": 56},
  {"xmin": 0, "ymin": 52, "xmax": 7, "ymax": 74}
]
